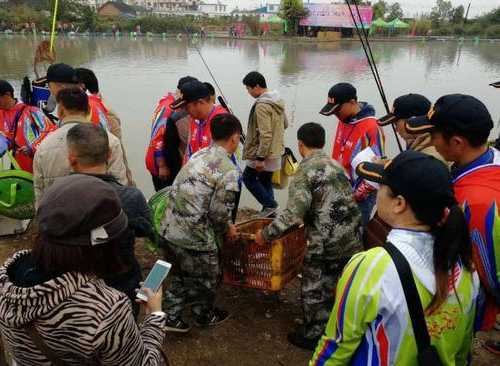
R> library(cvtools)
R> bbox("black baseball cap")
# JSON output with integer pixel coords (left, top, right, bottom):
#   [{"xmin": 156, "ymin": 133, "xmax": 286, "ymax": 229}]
[
  {"xmin": 490, "ymin": 80, "xmax": 500, "ymax": 88},
  {"xmin": 171, "ymin": 80, "xmax": 210, "ymax": 109},
  {"xmin": 378, "ymin": 94, "xmax": 431, "ymax": 126},
  {"xmin": 356, "ymin": 150, "xmax": 454, "ymax": 210},
  {"xmin": 38, "ymin": 174, "xmax": 128, "ymax": 247},
  {"xmin": 177, "ymin": 76, "xmax": 198, "ymax": 90},
  {"xmin": 319, "ymin": 83, "xmax": 357, "ymax": 116},
  {"xmin": 0, "ymin": 80, "xmax": 14, "ymax": 96},
  {"xmin": 46, "ymin": 63, "xmax": 79, "ymax": 84},
  {"xmin": 405, "ymin": 94, "xmax": 493, "ymax": 135}
]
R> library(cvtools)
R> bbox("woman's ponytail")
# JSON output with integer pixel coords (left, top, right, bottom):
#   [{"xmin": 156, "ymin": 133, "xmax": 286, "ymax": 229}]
[{"xmin": 426, "ymin": 204, "xmax": 472, "ymax": 314}]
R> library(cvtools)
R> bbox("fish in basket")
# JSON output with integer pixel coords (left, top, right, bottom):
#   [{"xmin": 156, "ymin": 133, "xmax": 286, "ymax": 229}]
[{"xmin": 222, "ymin": 218, "xmax": 306, "ymax": 291}]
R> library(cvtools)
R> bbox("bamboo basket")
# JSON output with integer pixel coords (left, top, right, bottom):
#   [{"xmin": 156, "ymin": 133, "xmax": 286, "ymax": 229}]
[{"xmin": 222, "ymin": 219, "xmax": 306, "ymax": 291}]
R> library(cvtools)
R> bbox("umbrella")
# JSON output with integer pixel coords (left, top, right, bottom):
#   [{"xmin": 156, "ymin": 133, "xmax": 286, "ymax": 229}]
[
  {"xmin": 371, "ymin": 18, "xmax": 389, "ymax": 28},
  {"xmin": 387, "ymin": 18, "xmax": 410, "ymax": 29}
]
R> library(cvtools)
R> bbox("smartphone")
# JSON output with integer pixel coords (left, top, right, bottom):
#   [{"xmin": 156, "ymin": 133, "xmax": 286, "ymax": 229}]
[{"xmin": 136, "ymin": 260, "xmax": 172, "ymax": 301}]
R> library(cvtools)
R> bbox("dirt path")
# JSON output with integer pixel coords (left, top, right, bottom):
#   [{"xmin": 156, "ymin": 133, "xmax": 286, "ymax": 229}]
[{"xmin": 0, "ymin": 226, "xmax": 498, "ymax": 365}]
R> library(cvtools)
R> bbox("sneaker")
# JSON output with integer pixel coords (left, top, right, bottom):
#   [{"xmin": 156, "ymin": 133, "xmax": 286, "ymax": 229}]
[
  {"xmin": 164, "ymin": 318, "xmax": 192, "ymax": 333},
  {"xmin": 483, "ymin": 340, "xmax": 500, "ymax": 356},
  {"xmin": 194, "ymin": 308, "xmax": 230, "ymax": 327},
  {"xmin": 287, "ymin": 330, "xmax": 320, "ymax": 351}
]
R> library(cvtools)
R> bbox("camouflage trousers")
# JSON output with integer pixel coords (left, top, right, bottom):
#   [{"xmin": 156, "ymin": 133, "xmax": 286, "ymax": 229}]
[
  {"xmin": 164, "ymin": 243, "xmax": 220, "ymax": 320},
  {"xmin": 301, "ymin": 251, "xmax": 349, "ymax": 339}
]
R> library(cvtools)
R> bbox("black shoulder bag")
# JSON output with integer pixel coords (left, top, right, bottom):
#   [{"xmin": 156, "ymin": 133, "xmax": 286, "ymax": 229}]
[{"xmin": 384, "ymin": 242, "xmax": 443, "ymax": 366}]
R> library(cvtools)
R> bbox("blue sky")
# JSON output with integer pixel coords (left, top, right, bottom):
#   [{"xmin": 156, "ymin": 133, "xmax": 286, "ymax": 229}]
[{"xmin": 223, "ymin": 1, "xmax": 499, "ymax": 17}]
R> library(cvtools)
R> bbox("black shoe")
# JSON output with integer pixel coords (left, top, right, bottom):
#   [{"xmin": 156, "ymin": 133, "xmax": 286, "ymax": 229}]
[
  {"xmin": 194, "ymin": 308, "xmax": 230, "ymax": 327},
  {"xmin": 164, "ymin": 318, "xmax": 192, "ymax": 333},
  {"xmin": 287, "ymin": 331, "xmax": 320, "ymax": 351}
]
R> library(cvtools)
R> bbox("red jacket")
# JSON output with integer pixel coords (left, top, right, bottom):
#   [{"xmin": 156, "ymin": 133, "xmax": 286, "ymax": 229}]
[
  {"xmin": 453, "ymin": 148, "xmax": 500, "ymax": 330},
  {"xmin": 185, "ymin": 104, "xmax": 227, "ymax": 162},
  {"xmin": 88, "ymin": 94, "xmax": 110, "ymax": 130},
  {"xmin": 145, "ymin": 93, "xmax": 175, "ymax": 175}
]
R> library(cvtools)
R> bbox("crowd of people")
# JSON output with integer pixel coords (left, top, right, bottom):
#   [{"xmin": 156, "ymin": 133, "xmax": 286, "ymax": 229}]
[{"xmin": 0, "ymin": 61, "xmax": 499, "ymax": 365}]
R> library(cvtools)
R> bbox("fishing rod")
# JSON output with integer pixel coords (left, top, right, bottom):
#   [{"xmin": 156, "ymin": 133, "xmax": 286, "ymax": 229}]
[
  {"xmin": 345, "ymin": 0, "xmax": 403, "ymax": 152},
  {"xmin": 182, "ymin": 22, "xmax": 247, "ymax": 146},
  {"xmin": 182, "ymin": 23, "xmax": 231, "ymax": 111},
  {"xmin": 182, "ymin": 22, "xmax": 245, "ymax": 223}
]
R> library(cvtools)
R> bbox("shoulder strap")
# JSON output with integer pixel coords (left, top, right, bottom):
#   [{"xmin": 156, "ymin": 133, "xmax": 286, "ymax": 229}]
[
  {"xmin": 25, "ymin": 323, "xmax": 67, "ymax": 366},
  {"xmin": 384, "ymin": 242, "xmax": 431, "ymax": 353},
  {"xmin": 11, "ymin": 105, "xmax": 27, "ymax": 157}
]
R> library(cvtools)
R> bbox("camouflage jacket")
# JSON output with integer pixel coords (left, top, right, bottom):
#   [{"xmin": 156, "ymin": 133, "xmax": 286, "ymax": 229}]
[
  {"xmin": 262, "ymin": 150, "xmax": 362, "ymax": 258},
  {"xmin": 160, "ymin": 144, "xmax": 240, "ymax": 251}
]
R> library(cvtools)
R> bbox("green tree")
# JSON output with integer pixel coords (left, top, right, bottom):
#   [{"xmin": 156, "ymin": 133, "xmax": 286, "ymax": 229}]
[
  {"xmin": 451, "ymin": 5, "xmax": 464, "ymax": 24},
  {"xmin": 430, "ymin": 0, "xmax": 453, "ymax": 25},
  {"xmin": 81, "ymin": 5, "xmax": 97, "ymax": 32},
  {"xmin": 279, "ymin": 0, "xmax": 309, "ymax": 36},
  {"xmin": 387, "ymin": 2, "xmax": 403, "ymax": 20},
  {"xmin": 372, "ymin": 0, "xmax": 387, "ymax": 20}
]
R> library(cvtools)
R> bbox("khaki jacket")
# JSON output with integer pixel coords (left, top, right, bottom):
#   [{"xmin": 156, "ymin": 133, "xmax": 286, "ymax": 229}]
[
  {"xmin": 106, "ymin": 105, "xmax": 135, "ymax": 186},
  {"xmin": 408, "ymin": 133, "xmax": 447, "ymax": 164},
  {"xmin": 243, "ymin": 90, "xmax": 288, "ymax": 161},
  {"xmin": 33, "ymin": 115, "xmax": 128, "ymax": 206}
]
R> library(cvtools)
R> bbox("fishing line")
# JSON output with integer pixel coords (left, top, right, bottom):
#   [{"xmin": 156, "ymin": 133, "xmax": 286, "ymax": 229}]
[
  {"xmin": 345, "ymin": 0, "xmax": 403, "ymax": 152},
  {"xmin": 352, "ymin": 1, "xmax": 390, "ymax": 111},
  {"xmin": 182, "ymin": 22, "xmax": 247, "ymax": 143},
  {"xmin": 183, "ymin": 22, "xmax": 232, "ymax": 113}
]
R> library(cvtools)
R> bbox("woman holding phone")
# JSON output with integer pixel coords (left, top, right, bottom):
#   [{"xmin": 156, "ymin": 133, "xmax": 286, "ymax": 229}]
[{"xmin": 0, "ymin": 175, "xmax": 167, "ymax": 365}]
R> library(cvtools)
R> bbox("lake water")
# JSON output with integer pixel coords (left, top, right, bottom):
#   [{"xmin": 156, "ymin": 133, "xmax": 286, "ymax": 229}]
[{"xmin": 2, "ymin": 34, "xmax": 500, "ymax": 207}]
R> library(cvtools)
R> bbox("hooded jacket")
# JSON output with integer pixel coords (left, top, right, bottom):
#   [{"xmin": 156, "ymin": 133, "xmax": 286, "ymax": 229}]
[
  {"xmin": 243, "ymin": 90, "xmax": 288, "ymax": 162},
  {"xmin": 0, "ymin": 250, "xmax": 166, "ymax": 365},
  {"xmin": 332, "ymin": 102, "xmax": 384, "ymax": 185}
]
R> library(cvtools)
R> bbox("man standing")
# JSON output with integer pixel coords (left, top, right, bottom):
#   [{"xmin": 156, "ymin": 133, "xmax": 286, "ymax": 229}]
[
  {"xmin": 320, "ymin": 82, "xmax": 384, "ymax": 225},
  {"xmin": 46, "ymin": 63, "xmax": 111, "ymax": 131},
  {"xmin": 406, "ymin": 94, "xmax": 500, "ymax": 336},
  {"xmin": 0, "ymin": 80, "xmax": 55, "ymax": 172},
  {"xmin": 171, "ymin": 80, "xmax": 227, "ymax": 162},
  {"xmin": 255, "ymin": 123, "xmax": 362, "ymax": 350},
  {"xmin": 66, "ymin": 123, "xmax": 151, "ymax": 318},
  {"xmin": 160, "ymin": 114, "xmax": 241, "ymax": 332},
  {"xmin": 33, "ymin": 87, "xmax": 127, "ymax": 205},
  {"xmin": 147, "ymin": 76, "xmax": 197, "ymax": 191},
  {"xmin": 242, "ymin": 71, "xmax": 287, "ymax": 212}
]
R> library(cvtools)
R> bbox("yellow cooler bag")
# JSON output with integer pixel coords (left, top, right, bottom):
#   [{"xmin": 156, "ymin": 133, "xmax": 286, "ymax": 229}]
[{"xmin": 272, "ymin": 147, "xmax": 299, "ymax": 189}]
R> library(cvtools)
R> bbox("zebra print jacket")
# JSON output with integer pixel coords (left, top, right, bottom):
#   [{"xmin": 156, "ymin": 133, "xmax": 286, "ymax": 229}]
[{"xmin": 0, "ymin": 250, "xmax": 166, "ymax": 365}]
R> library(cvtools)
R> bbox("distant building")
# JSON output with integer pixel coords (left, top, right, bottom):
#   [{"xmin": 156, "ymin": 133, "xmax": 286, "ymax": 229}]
[
  {"xmin": 98, "ymin": 1, "xmax": 137, "ymax": 18},
  {"xmin": 232, "ymin": 2, "xmax": 280, "ymax": 21},
  {"xmin": 150, "ymin": 0, "xmax": 201, "ymax": 16},
  {"xmin": 74, "ymin": 0, "xmax": 107, "ymax": 9},
  {"xmin": 198, "ymin": 2, "xmax": 228, "ymax": 17}
]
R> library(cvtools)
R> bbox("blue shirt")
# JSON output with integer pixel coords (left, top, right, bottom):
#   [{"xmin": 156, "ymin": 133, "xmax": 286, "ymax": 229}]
[{"xmin": 451, "ymin": 148, "xmax": 494, "ymax": 181}]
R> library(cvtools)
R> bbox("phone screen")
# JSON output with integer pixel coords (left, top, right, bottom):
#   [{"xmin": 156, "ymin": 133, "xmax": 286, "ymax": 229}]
[{"xmin": 138, "ymin": 260, "xmax": 171, "ymax": 299}]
